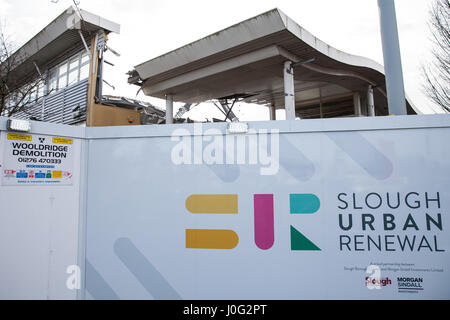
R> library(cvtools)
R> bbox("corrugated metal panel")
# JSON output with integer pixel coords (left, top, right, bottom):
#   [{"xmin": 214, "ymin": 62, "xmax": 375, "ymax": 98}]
[
  {"xmin": 62, "ymin": 80, "xmax": 89, "ymax": 124},
  {"xmin": 12, "ymin": 79, "xmax": 88, "ymax": 125},
  {"xmin": 10, "ymin": 101, "xmax": 43, "ymax": 120},
  {"xmin": 11, "ymin": 30, "xmax": 104, "ymax": 125}
]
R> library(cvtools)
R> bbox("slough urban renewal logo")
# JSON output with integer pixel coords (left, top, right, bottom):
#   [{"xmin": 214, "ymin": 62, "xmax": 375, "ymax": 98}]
[
  {"xmin": 337, "ymin": 192, "xmax": 445, "ymax": 252},
  {"xmin": 184, "ymin": 193, "xmax": 321, "ymax": 251},
  {"xmin": 182, "ymin": 192, "xmax": 446, "ymax": 253}
]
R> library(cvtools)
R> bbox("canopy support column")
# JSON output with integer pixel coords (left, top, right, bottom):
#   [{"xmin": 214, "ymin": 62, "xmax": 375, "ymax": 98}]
[
  {"xmin": 166, "ymin": 94, "xmax": 173, "ymax": 124},
  {"xmin": 269, "ymin": 105, "xmax": 276, "ymax": 120},
  {"xmin": 367, "ymin": 86, "xmax": 375, "ymax": 117},
  {"xmin": 284, "ymin": 61, "xmax": 296, "ymax": 120},
  {"xmin": 353, "ymin": 92, "xmax": 362, "ymax": 117}
]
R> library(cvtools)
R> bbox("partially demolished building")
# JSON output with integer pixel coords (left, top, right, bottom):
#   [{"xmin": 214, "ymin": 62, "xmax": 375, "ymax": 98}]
[
  {"xmin": 1, "ymin": 6, "xmax": 165, "ymax": 127},
  {"xmin": 2, "ymin": 7, "xmax": 421, "ymax": 128}
]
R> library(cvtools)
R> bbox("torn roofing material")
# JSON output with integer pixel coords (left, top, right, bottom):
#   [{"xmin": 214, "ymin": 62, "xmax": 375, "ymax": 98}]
[{"xmin": 128, "ymin": 8, "xmax": 419, "ymax": 115}]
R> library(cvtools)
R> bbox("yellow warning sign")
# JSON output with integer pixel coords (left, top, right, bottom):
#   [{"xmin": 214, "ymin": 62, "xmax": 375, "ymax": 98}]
[
  {"xmin": 53, "ymin": 137, "xmax": 73, "ymax": 145},
  {"xmin": 52, "ymin": 171, "xmax": 62, "ymax": 179},
  {"xmin": 8, "ymin": 133, "xmax": 32, "ymax": 141}
]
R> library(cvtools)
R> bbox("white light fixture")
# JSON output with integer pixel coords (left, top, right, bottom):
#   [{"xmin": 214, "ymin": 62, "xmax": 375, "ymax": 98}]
[
  {"xmin": 228, "ymin": 122, "xmax": 248, "ymax": 134},
  {"xmin": 7, "ymin": 119, "xmax": 31, "ymax": 132}
]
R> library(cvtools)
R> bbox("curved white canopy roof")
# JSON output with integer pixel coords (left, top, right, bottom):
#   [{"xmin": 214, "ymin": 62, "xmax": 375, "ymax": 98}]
[{"xmin": 129, "ymin": 8, "xmax": 419, "ymax": 116}]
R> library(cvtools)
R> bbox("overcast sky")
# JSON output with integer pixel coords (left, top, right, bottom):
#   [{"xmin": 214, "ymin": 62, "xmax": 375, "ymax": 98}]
[{"xmin": 0, "ymin": 0, "xmax": 443, "ymax": 120}]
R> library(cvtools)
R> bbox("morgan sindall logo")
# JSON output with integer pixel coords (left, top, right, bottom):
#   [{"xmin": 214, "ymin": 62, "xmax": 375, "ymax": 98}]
[{"xmin": 184, "ymin": 193, "xmax": 321, "ymax": 251}]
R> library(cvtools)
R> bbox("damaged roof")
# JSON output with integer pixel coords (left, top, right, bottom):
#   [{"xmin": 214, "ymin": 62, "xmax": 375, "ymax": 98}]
[{"xmin": 128, "ymin": 8, "xmax": 419, "ymax": 115}]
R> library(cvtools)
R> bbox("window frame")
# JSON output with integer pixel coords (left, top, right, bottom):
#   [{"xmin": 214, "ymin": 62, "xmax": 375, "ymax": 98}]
[{"xmin": 45, "ymin": 50, "xmax": 91, "ymax": 95}]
